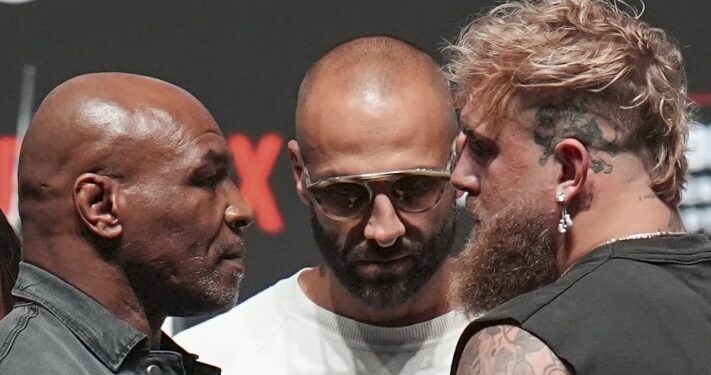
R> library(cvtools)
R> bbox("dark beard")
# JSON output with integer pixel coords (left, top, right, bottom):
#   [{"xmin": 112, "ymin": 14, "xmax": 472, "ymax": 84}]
[
  {"xmin": 311, "ymin": 208, "xmax": 456, "ymax": 309},
  {"xmin": 454, "ymin": 198, "xmax": 558, "ymax": 316}
]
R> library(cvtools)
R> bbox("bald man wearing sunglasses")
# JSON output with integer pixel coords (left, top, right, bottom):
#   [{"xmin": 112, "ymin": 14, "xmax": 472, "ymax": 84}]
[{"xmin": 176, "ymin": 36, "xmax": 469, "ymax": 374}]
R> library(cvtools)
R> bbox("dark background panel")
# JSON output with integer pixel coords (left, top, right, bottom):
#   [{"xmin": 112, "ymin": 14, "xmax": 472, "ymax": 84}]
[
  {"xmin": 0, "ymin": 0, "xmax": 491, "ymax": 307},
  {"xmin": 1, "ymin": 1, "xmax": 710, "ymax": 330}
]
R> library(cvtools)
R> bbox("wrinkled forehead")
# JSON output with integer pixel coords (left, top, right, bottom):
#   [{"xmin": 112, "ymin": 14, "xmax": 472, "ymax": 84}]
[
  {"xmin": 83, "ymin": 101, "xmax": 226, "ymax": 175},
  {"xmin": 460, "ymin": 92, "xmax": 539, "ymax": 140},
  {"xmin": 127, "ymin": 122, "xmax": 229, "ymax": 179},
  {"xmin": 138, "ymin": 107, "xmax": 227, "ymax": 167}
]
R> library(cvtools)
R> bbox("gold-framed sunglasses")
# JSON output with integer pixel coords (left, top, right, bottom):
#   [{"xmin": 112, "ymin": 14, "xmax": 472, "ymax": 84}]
[{"xmin": 301, "ymin": 140, "xmax": 457, "ymax": 221}]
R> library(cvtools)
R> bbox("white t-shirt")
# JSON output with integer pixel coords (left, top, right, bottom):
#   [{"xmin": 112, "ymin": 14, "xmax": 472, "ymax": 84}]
[{"xmin": 176, "ymin": 269, "xmax": 471, "ymax": 375}]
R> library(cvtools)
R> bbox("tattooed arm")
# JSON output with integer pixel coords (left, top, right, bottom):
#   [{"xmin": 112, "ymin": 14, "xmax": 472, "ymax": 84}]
[{"xmin": 455, "ymin": 325, "xmax": 572, "ymax": 375}]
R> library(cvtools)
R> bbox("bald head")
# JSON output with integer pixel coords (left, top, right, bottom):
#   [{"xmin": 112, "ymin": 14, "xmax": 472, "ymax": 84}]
[
  {"xmin": 298, "ymin": 36, "xmax": 446, "ymax": 104},
  {"xmin": 18, "ymin": 72, "xmax": 220, "ymax": 246},
  {"xmin": 295, "ymin": 36, "xmax": 455, "ymax": 158},
  {"xmin": 289, "ymin": 37, "xmax": 459, "ymax": 314},
  {"xmin": 15, "ymin": 72, "xmax": 254, "ymax": 324}
]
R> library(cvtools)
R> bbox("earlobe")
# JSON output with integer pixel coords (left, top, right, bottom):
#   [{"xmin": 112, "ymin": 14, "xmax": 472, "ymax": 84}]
[
  {"xmin": 287, "ymin": 140, "xmax": 310, "ymax": 205},
  {"xmin": 74, "ymin": 174, "xmax": 122, "ymax": 239},
  {"xmin": 553, "ymin": 139, "xmax": 590, "ymax": 202}
]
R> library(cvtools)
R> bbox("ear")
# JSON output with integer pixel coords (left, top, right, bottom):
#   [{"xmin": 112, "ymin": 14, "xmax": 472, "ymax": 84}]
[
  {"xmin": 287, "ymin": 140, "xmax": 310, "ymax": 205},
  {"xmin": 553, "ymin": 138, "xmax": 590, "ymax": 203},
  {"xmin": 74, "ymin": 173, "xmax": 122, "ymax": 239}
]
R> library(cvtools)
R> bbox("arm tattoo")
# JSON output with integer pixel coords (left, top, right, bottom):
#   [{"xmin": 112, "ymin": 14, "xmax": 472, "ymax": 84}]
[
  {"xmin": 534, "ymin": 98, "xmax": 620, "ymax": 174},
  {"xmin": 456, "ymin": 325, "xmax": 572, "ymax": 375}
]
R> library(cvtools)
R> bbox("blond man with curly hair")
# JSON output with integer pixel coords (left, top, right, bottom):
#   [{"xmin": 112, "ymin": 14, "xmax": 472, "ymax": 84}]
[{"xmin": 447, "ymin": 0, "xmax": 710, "ymax": 374}]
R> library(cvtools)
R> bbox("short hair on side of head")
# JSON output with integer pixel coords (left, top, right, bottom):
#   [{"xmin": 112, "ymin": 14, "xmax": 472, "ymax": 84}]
[{"xmin": 445, "ymin": 0, "xmax": 690, "ymax": 205}]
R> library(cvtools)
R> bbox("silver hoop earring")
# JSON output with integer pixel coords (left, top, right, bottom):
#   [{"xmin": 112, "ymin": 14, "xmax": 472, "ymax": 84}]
[{"xmin": 557, "ymin": 192, "xmax": 573, "ymax": 234}]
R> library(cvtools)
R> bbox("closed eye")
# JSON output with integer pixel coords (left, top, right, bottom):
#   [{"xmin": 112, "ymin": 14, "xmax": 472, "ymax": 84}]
[
  {"xmin": 192, "ymin": 166, "xmax": 228, "ymax": 187},
  {"xmin": 191, "ymin": 149, "xmax": 232, "ymax": 188}
]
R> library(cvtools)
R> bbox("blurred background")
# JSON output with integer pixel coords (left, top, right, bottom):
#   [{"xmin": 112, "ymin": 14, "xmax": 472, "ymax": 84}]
[{"xmin": 1, "ymin": 0, "xmax": 710, "ymax": 332}]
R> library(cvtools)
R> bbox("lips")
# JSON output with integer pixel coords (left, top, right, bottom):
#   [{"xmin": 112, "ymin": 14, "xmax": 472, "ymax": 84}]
[
  {"xmin": 218, "ymin": 246, "xmax": 246, "ymax": 275},
  {"xmin": 220, "ymin": 251, "xmax": 243, "ymax": 260},
  {"xmin": 464, "ymin": 197, "xmax": 483, "ymax": 225},
  {"xmin": 219, "ymin": 241, "xmax": 246, "ymax": 260},
  {"xmin": 356, "ymin": 253, "xmax": 411, "ymax": 264},
  {"xmin": 353, "ymin": 255, "xmax": 415, "ymax": 279}
]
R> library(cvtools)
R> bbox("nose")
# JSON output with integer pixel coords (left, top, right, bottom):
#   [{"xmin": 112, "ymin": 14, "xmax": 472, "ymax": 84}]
[
  {"xmin": 451, "ymin": 151, "xmax": 481, "ymax": 197},
  {"xmin": 455, "ymin": 132, "xmax": 466, "ymax": 160},
  {"xmin": 224, "ymin": 183, "xmax": 255, "ymax": 231},
  {"xmin": 363, "ymin": 194, "xmax": 406, "ymax": 247}
]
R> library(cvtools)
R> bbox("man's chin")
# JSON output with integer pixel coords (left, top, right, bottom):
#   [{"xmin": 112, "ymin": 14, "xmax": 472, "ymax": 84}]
[
  {"xmin": 186, "ymin": 274, "xmax": 243, "ymax": 315},
  {"xmin": 175, "ymin": 290, "xmax": 240, "ymax": 317},
  {"xmin": 348, "ymin": 278, "xmax": 410, "ymax": 309}
]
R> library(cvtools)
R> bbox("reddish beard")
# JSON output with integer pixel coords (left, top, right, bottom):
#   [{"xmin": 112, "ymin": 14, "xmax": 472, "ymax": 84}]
[{"xmin": 453, "ymin": 197, "xmax": 559, "ymax": 316}]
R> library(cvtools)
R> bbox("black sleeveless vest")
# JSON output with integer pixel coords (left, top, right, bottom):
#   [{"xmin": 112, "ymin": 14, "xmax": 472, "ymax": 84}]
[{"xmin": 451, "ymin": 234, "xmax": 711, "ymax": 375}]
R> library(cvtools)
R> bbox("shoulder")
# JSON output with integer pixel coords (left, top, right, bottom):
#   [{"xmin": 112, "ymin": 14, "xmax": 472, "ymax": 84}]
[
  {"xmin": 0, "ymin": 302, "xmax": 63, "ymax": 351},
  {"xmin": 0, "ymin": 303, "xmax": 100, "ymax": 372},
  {"xmin": 455, "ymin": 324, "xmax": 571, "ymax": 375},
  {"xmin": 467, "ymin": 257, "xmax": 649, "ymax": 344},
  {"xmin": 480, "ymin": 254, "xmax": 639, "ymax": 325}
]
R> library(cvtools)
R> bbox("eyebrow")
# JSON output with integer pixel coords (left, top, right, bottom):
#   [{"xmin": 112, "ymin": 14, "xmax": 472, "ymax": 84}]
[
  {"xmin": 191, "ymin": 149, "xmax": 232, "ymax": 177},
  {"xmin": 463, "ymin": 128, "xmax": 496, "ymax": 144},
  {"xmin": 203, "ymin": 149, "xmax": 230, "ymax": 164},
  {"xmin": 457, "ymin": 109, "xmax": 476, "ymax": 131}
]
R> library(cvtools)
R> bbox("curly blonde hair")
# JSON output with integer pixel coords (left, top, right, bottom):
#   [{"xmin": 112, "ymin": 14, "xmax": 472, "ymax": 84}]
[{"xmin": 445, "ymin": 0, "xmax": 690, "ymax": 205}]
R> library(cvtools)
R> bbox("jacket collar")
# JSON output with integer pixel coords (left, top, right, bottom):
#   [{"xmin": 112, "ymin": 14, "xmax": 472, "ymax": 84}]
[
  {"xmin": 13, "ymin": 262, "xmax": 150, "ymax": 371},
  {"xmin": 13, "ymin": 262, "xmax": 220, "ymax": 373}
]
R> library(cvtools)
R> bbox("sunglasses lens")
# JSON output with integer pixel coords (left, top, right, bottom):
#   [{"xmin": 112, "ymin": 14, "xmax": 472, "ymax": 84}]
[
  {"xmin": 390, "ymin": 175, "xmax": 448, "ymax": 212},
  {"xmin": 312, "ymin": 182, "xmax": 370, "ymax": 219}
]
